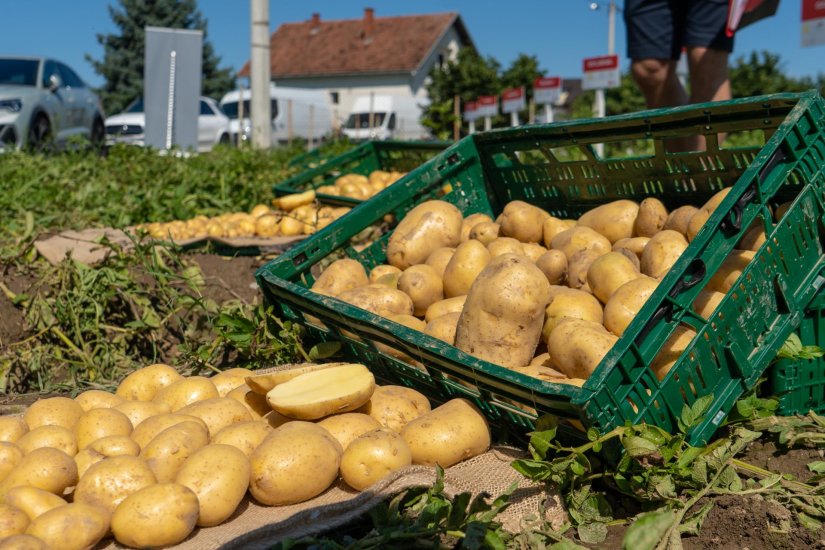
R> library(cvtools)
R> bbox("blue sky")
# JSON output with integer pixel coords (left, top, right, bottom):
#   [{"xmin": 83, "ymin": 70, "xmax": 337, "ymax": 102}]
[{"xmin": 2, "ymin": 0, "xmax": 822, "ymax": 92}]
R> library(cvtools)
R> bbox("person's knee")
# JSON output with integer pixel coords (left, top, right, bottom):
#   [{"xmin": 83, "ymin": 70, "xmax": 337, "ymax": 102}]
[{"xmin": 631, "ymin": 59, "xmax": 672, "ymax": 91}]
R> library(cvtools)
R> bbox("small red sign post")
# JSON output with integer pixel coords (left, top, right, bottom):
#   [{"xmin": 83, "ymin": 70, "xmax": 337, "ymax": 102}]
[
  {"xmin": 534, "ymin": 76, "xmax": 562, "ymax": 123},
  {"xmin": 463, "ymin": 101, "xmax": 479, "ymax": 133},
  {"xmin": 501, "ymin": 87, "xmax": 526, "ymax": 126},
  {"xmin": 477, "ymin": 95, "xmax": 498, "ymax": 131}
]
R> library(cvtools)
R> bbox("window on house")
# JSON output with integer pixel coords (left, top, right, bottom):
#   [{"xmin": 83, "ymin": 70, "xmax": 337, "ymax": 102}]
[{"xmin": 330, "ymin": 91, "xmax": 339, "ymax": 105}]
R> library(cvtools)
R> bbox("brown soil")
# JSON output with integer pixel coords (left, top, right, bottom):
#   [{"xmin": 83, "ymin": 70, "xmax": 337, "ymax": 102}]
[
  {"xmin": 187, "ymin": 252, "xmax": 267, "ymax": 304},
  {"xmin": 0, "ymin": 265, "xmax": 34, "ymax": 347}
]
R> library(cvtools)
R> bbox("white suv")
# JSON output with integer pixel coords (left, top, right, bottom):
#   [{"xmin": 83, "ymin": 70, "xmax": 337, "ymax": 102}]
[{"xmin": 105, "ymin": 96, "xmax": 231, "ymax": 152}]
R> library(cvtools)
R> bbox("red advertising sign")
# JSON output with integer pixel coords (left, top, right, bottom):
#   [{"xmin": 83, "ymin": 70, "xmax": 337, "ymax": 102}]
[
  {"xmin": 501, "ymin": 87, "xmax": 526, "ymax": 114},
  {"xmin": 463, "ymin": 101, "xmax": 479, "ymax": 121},
  {"xmin": 582, "ymin": 54, "xmax": 620, "ymax": 90},
  {"xmin": 802, "ymin": 0, "xmax": 825, "ymax": 46},
  {"xmin": 534, "ymin": 76, "xmax": 562, "ymax": 105},
  {"xmin": 476, "ymin": 95, "xmax": 498, "ymax": 117}
]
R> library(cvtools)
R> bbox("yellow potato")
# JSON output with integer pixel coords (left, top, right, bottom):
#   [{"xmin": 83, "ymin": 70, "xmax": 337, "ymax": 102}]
[
  {"xmin": 245, "ymin": 363, "xmax": 346, "ymax": 395},
  {"xmin": 340, "ymin": 429, "xmax": 412, "ymax": 491},
  {"xmin": 255, "ymin": 213, "xmax": 281, "ymax": 237},
  {"xmin": 693, "ymin": 289, "xmax": 725, "ymax": 319},
  {"xmin": 73, "ymin": 455, "xmax": 157, "ymax": 515},
  {"xmin": 738, "ymin": 219, "xmax": 767, "ymax": 251},
  {"xmin": 424, "ymin": 296, "xmax": 467, "ymax": 323},
  {"xmin": 486, "ymin": 236, "xmax": 525, "ymax": 257},
  {"xmin": 266, "ymin": 363, "xmax": 376, "ymax": 420},
  {"xmin": 603, "ymin": 277, "xmax": 659, "ymax": 337},
  {"xmin": 567, "ymin": 249, "xmax": 605, "ymax": 290},
  {"xmin": 640, "ymin": 230, "xmax": 689, "ymax": 279},
  {"xmin": 74, "ymin": 390, "xmax": 123, "ymax": 411},
  {"xmin": 633, "ymin": 198, "xmax": 668, "ymax": 237},
  {"xmin": 497, "ymin": 201, "xmax": 550, "ymax": 243},
  {"xmin": 542, "ymin": 286, "xmax": 604, "ymax": 340},
  {"xmin": 0, "ymin": 442, "xmax": 24, "ymax": 482},
  {"xmin": 273, "ymin": 190, "xmax": 316, "ymax": 211},
  {"xmin": 74, "ymin": 435, "xmax": 140, "ymax": 478},
  {"xmin": 113, "ymin": 399, "xmax": 171, "ymax": 429},
  {"xmin": 358, "ymin": 385, "xmax": 431, "ymax": 433},
  {"xmin": 250, "ymin": 203, "xmax": 271, "ymax": 218},
  {"xmin": 153, "ymin": 376, "xmax": 219, "ymax": 411},
  {"xmin": 442, "ymin": 240, "xmax": 491, "ymax": 298},
  {"xmin": 535, "ymin": 250, "xmax": 568, "ymax": 285},
  {"xmin": 550, "ymin": 226, "xmax": 612, "ymax": 260},
  {"xmin": 110, "ymin": 483, "xmax": 199, "ymax": 548},
  {"xmin": 0, "ymin": 447, "xmax": 78, "ymax": 499},
  {"xmin": 279, "ymin": 215, "xmax": 305, "ymax": 236},
  {"xmin": 650, "ymin": 326, "xmax": 697, "ymax": 380},
  {"xmin": 577, "ymin": 200, "xmax": 640, "ymax": 243},
  {"xmin": 386, "ymin": 200, "xmax": 463, "ymax": 270},
  {"xmin": 140, "ymin": 421, "xmax": 209, "ymax": 483},
  {"xmin": 613, "ymin": 236, "xmax": 651, "ymax": 259},
  {"xmin": 317, "ymin": 413, "xmax": 382, "ymax": 450},
  {"xmin": 211, "ymin": 420, "xmax": 272, "ymax": 457},
  {"xmin": 16, "ymin": 426, "xmax": 77, "ymax": 457},
  {"xmin": 547, "ymin": 319, "xmax": 618, "ymax": 379},
  {"xmin": 0, "ymin": 417, "xmax": 28, "ymax": 444},
  {"xmin": 338, "ymin": 284, "xmax": 414, "ymax": 317},
  {"xmin": 176, "ymin": 444, "xmax": 250, "ymax": 527},
  {"xmin": 74, "ymin": 408, "xmax": 133, "ymax": 449},
  {"xmin": 23, "ymin": 397, "xmax": 83, "ymax": 430},
  {"xmin": 0, "ymin": 535, "xmax": 48, "ymax": 550},
  {"xmin": 707, "ymin": 250, "xmax": 755, "ymax": 293},
  {"xmin": 0, "ymin": 503, "xmax": 29, "ymax": 538},
  {"xmin": 311, "ymin": 259, "xmax": 369, "ymax": 297},
  {"xmin": 663, "ymin": 205, "xmax": 699, "ymax": 236},
  {"xmin": 4, "ymin": 486, "xmax": 66, "ymax": 522},
  {"xmin": 400, "ymin": 399, "xmax": 490, "ymax": 468},
  {"xmin": 424, "ymin": 247, "xmax": 456, "ymax": 278},
  {"xmin": 587, "ymin": 252, "xmax": 641, "ymax": 304},
  {"xmin": 210, "ymin": 368, "xmax": 253, "ymax": 397},
  {"xmin": 424, "ymin": 312, "xmax": 461, "ymax": 345},
  {"xmin": 263, "ymin": 410, "xmax": 292, "ymax": 429},
  {"xmin": 468, "ymin": 221, "xmax": 501, "ymax": 246},
  {"xmin": 542, "ymin": 216, "xmax": 576, "ymax": 247},
  {"xmin": 130, "ymin": 413, "xmax": 207, "ymax": 449},
  {"xmin": 116, "ymin": 363, "xmax": 182, "ymax": 401},
  {"xmin": 775, "ymin": 201, "xmax": 792, "ymax": 222},
  {"xmin": 177, "ymin": 397, "xmax": 253, "ymax": 438},
  {"xmin": 522, "ymin": 242, "xmax": 548, "ymax": 263},
  {"xmin": 226, "ymin": 384, "xmax": 272, "ymax": 419},
  {"xmin": 398, "ymin": 264, "xmax": 444, "ymax": 316},
  {"xmin": 460, "ymin": 212, "xmax": 494, "ymax": 242},
  {"xmin": 249, "ymin": 422, "xmax": 342, "ymax": 506},
  {"xmin": 687, "ymin": 188, "xmax": 731, "ymax": 241},
  {"xmin": 369, "ymin": 264, "xmax": 402, "ymax": 284}
]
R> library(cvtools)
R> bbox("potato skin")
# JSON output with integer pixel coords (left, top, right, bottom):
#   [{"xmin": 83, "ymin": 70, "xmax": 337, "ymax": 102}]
[
  {"xmin": 542, "ymin": 217, "xmax": 576, "ymax": 247},
  {"xmin": 249, "ymin": 422, "xmax": 342, "ymax": 506},
  {"xmin": 542, "ymin": 286, "xmax": 604, "ymax": 342},
  {"xmin": 211, "ymin": 420, "xmax": 273, "ymax": 457},
  {"xmin": 442, "ymin": 240, "xmax": 491, "ymax": 298},
  {"xmin": 4, "ymin": 486, "xmax": 66, "ymax": 522},
  {"xmin": 460, "ymin": 213, "xmax": 494, "ymax": 242},
  {"xmin": 0, "ymin": 448, "xmax": 78, "ymax": 500},
  {"xmin": 140, "ymin": 421, "xmax": 209, "ymax": 483},
  {"xmin": 340, "ymin": 429, "xmax": 413, "ymax": 491},
  {"xmin": 74, "ymin": 408, "xmax": 133, "ymax": 449},
  {"xmin": 317, "ymin": 413, "xmax": 382, "ymax": 450},
  {"xmin": 468, "ymin": 222, "xmax": 500, "ymax": 246},
  {"xmin": 153, "ymin": 376, "xmax": 220, "ymax": 412},
  {"xmin": 687, "ymin": 188, "xmax": 731, "ymax": 241},
  {"xmin": 23, "ymin": 397, "xmax": 83, "ymax": 430},
  {"xmin": 693, "ymin": 289, "xmax": 725, "ymax": 319},
  {"xmin": 398, "ymin": 264, "xmax": 444, "ymax": 316},
  {"xmin": 603, "ymin": 277, "xmax": 659, "ymax": 336},
  {"xmin": 424, "ymin": 312, "xmax": 461, "ymax": 345},
  {"xmin": 176, "ymin": 444, "xmax": 250, "ymax": 527},
  {"xmin": 577, "ymin": 200, "xmax": 640, "ymax": 244},
  {"xmin": 613, "ymin": 237, "xmax": 650, "ymax": 259},
  {"xmin": 115, "ymin": 363, "xmax": 182, "ymax": 401},
  {"xmin": 0, "ymin": 417, "xmax": 28, "ymax": 444},
  {"xmin": 547, "ymin": 319, "xmax": 618, "ymax": 379},
  {"xmin": 338, "ymin": 284, "xmax": 415, "ymax": 317},
  {"xmin": 74, "ymin": 455, "xmax": 157, "ymax": 514},
  {"xmin": 567, "ymin": 249, "xmax": 604, "ymax": 290},
  {"xmin": 0, "ymin": 442, "xmax": 24, "ymax": 482},
  {"xmin": 400, "ymin": 399, "xmax": 490, "ymax": 468},
  {"xmin": 550, "ymin": 227, "xmax": 612, "ymax": 260},
  {"xmin": 640, "ymin": 230, "xmax": 688, "ymax": 279},
  {"xmin": 707, "ymin": 250, "xmax": 755, "ymax": 293},
  {"xmin": 130, "ymin": 413, "xmax": 207, "ymax": 449},
  {"xmin": 0, "ymin": 503, "xmax": 29, "ymax": 538},
  {"xmin": 387, "ymin": 200, "xmax": 463, "ymax": 269},
  {"xmin": 424, "ymin": 247, "xmax": 456, "ymax": 278},
  {"xmin": 226, "ymin": 385, "xmax": 271, "ymax": 420},
  {"xmin": 486, "ymin": 237, "xmax": 524, "ymax": 258},
  {"xmin": 650, "ymin": 326, "xmax": 697, "ymax": 380},
  {"xmin": 110, "ymin": 483, "xmax": 199, "ymax": 548},
  {"xmin": 177, "ymin": 397, "xmax": 253, "ymax": 438},
  {"xmin": 424, "ymin": 296, "xmax": 467, "ymax": 323},
  {"xmin": 16, "ymin": 426, "xmax": 77, "ymax": 457},
  {"xmin": 25, "ymin": 503, "xmax": 109, "ymax": 550},
  {"xmin": 113, "ymin": 400, "xmax": 170, "ymax": 429},
  {"xmin": 74, "ymin": 390, "xmax": 124, "ymax": 411},
  {"xmin": 633, "ymin": 198, "xmax": 668, "ymax": 237},
  {"xmin": 311, "ymin": 259, "xmax": 369, "ymax": 297},
  {"xmin": 663, "ymin": 205, "xmax": 699, "ymax": 236},
  {"xmin": 498, "ymin": 201, "xmax": 550, "ymax": 243},
  {"xmin": 210, "ymin": 367, "xmax": 254, "ymax": 397},
  {"xmin": 358, "ymin": 386, "xmax": 431, "ymax": 433},
  {"xmin": 454, "ymin": 254, "xmax": 550, "ymax": 369},
  {"xmin": 587, "ymin": 252, "xmax": 641, "ymax": 304},
  {"xmin": 369, "ymin": 264, "xmax": 402, "ymax": 284}
]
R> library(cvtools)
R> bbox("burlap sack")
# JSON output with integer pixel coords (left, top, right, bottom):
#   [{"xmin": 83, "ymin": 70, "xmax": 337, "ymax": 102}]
[{"xmin": 98, "ymin": 446, "xmax": 565, "ymax": 550}]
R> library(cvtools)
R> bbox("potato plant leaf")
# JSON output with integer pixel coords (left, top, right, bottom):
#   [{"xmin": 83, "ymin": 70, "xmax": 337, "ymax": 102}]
[{"xmin": 622, "ymin": 510, "xmax": 677, "ymax": 550}]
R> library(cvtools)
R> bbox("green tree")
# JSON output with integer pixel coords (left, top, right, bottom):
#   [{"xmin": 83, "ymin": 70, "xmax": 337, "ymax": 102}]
[
  {"xmin": 730, "ymin": 51, "xmax": 820, "ymax": 97},
  {"xmin": 86, "ymin": 0, "xmax": 235, "ymax": 114},
  {"xmin": 421, "ymin": 48, "xmax": 501, "ymax": 139}
]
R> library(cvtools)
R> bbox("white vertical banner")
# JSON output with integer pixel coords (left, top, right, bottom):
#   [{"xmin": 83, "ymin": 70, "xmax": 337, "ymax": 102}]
[{"xmin": 802, "ymin": 0, "xmax": 825, "ymax": 47}]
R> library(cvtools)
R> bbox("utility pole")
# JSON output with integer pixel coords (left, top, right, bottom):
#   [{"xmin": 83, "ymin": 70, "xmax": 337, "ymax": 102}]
[
  {"xmin": 250, "ymin": 0, "xmax": 271, "ymax": 149},
  {"xmin": 593, "ymin": 0, "xmax": 616, "ymax": 157}
]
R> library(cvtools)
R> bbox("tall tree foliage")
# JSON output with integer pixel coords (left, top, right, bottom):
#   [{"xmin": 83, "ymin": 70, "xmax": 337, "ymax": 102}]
[{"xmin": 86, "ymin": 0, "xmax": 234, "ymax": 114}]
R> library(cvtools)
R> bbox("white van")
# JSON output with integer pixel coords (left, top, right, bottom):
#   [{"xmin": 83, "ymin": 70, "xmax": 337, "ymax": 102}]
[
  {"xmin": 220, "ymin": 86, "xmax": 332, "ymax": 145},
  {"xmin": 342, "ymin": 94, "xmax": 430, "ymax": 141}
]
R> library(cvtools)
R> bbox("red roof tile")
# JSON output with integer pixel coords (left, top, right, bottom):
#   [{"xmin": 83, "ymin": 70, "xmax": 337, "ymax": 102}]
[{"xmin": 238, "ymin": 11, "xmax": 471, "ymax": 78}]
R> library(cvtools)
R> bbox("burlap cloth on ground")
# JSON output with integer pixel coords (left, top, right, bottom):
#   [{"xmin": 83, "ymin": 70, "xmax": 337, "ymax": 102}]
[{"xmin": 97, "ymin": 446, "xmax": 565, "ymax": 550}]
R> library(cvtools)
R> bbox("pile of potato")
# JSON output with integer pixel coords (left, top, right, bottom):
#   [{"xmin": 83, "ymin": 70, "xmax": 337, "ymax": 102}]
[
  {"xmin": 136, "ymin": 190, "xmax": 351, "ymax": 241},
  {"xmin": 311, "ymin": 188, "xmax": 780, "ymax": 388},
  {"xmin": 314, "ymin": 170, "xmax": 405, "ymax": 200},
  {"xmin": 0, "ymin": 363, "xmax": 490, "ymax": 549}
]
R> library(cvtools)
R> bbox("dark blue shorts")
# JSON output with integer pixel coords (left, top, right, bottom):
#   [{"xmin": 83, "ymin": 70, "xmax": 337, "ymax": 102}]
[{"xmin": 625, "ymin": 0, "xmax": 734, "ymax": 60}]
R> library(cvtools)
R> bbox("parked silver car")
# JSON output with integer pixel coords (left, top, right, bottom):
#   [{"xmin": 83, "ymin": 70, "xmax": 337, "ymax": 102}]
[{"xmin": 0, "ymin": 56, "xmax": 105, "ymax": 151}]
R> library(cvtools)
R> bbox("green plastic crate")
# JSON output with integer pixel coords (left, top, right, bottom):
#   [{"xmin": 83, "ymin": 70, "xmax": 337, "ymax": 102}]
[
  {"xmin": 257, "ymin": 91, "xmax": 825, "ymax": 446},
  {"xmin": 273, "ymin": 140, "xmax": 450, "ymax": 206},
  {"xmin": 768, "ymin": 291, "xmax": 825, "ymax": 415}
]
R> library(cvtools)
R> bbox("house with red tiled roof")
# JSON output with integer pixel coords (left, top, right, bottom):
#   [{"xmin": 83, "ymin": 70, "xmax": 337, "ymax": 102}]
[{"xmin": 239, "ymin": 8, "xmax": 474, "ymax": 131}]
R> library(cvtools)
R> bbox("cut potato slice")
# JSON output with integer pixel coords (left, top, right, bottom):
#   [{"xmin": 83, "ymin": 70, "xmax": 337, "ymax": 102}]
[
  {"xmin": 245, "ymin": 362, "xmax": 347, "ymax": 395},
  {"xmin": 266, "ymin": 364, "xmax": 376, "ymax": 420}
]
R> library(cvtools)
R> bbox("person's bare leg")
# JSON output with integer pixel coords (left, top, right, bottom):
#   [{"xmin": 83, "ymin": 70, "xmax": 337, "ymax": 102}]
[
  {"xmin": 631, "ymin": 58, "xmax": 697, "ymax": 151},
  {"xmin": 687, "ymin": 46, "xmax": 731, "ymax": 149}
]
